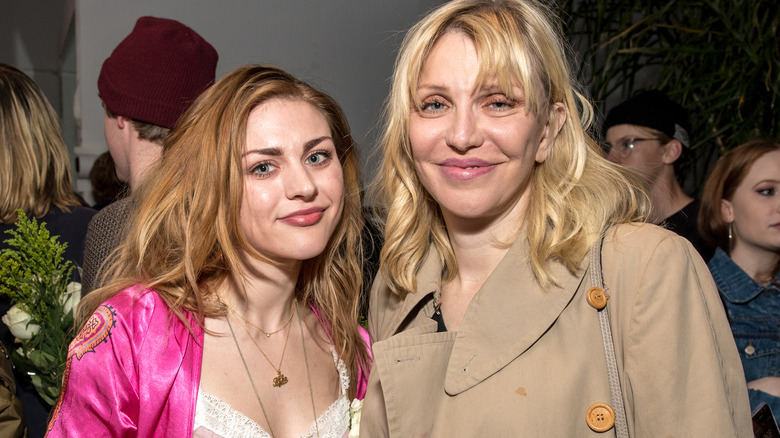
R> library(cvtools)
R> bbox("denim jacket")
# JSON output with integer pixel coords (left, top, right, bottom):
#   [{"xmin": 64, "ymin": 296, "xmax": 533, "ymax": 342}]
[{"xmin": 709, "ymin": 247, "xmax": 780, "ymax": 413}]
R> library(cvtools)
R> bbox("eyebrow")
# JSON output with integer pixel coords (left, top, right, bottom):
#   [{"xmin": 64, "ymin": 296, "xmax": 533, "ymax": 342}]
[
  {"xmin": 242, "ymin": 136, "xmax": 332, "ymax": 158},
  {"xmin": 416, "ymin": 83, "xmax": 506, "ymax": 93}
]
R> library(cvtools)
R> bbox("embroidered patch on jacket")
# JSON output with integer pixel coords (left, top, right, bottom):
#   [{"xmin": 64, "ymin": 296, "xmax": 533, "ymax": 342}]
[
  {"xmin": 47, "ymin": 305, "xmax": 117, "ymax": 433},
  {"xmin": 69, "ymin": 305, "xmax": 117, "ymax": 360}
]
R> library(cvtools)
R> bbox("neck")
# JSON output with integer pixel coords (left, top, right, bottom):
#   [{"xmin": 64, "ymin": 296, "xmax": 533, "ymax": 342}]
[
  {"xmin": 128, "ymin": 137, "xmax": 162, "ymax": 188},
  {"xmin": 219, "ymin": 256, "xmax": 301, "ymax": 331},
  {"xmin": 439, "ymin": 199, "xmax": 525, "ymax": 330},
  {"xmin": 442, "ymin": 194, "xmax": 528, "ymax": 289},
  {"xmin": 648, "ymin": 172, "xmax": 692, "ymax": 223},
  {"xmin": 730, "ymin": 244, "xmax": 780, "ymax": 285}
]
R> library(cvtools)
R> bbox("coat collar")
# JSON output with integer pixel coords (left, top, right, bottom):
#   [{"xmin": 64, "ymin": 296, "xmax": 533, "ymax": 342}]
[
  {"xmin": 380, "ymin": 234, "xmax": 590, "ymax": 395},
  {"xmin": 708, "ymin": 247, "xmax": 780, "ymax": 303}
]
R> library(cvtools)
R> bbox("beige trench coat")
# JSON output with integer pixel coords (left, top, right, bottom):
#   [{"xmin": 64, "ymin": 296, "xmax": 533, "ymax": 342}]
[{"xmin": 360, "ymin": 224, "xmax": 752, "ymax": 437}]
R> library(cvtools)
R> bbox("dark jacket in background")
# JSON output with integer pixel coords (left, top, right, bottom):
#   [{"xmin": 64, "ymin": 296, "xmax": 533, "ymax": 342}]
[{"xmin": 0, "ymin": 205, "xmax": 95, "ymax": 438}]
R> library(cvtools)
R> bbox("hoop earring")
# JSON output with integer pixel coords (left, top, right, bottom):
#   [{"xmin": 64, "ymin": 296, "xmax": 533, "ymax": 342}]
[{"xmin": 728, "ymin": 222, "xmax": 733, "ymax": 255}]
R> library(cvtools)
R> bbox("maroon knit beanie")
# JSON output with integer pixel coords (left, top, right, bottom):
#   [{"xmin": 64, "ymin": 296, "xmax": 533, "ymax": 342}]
[{"xmin": 98, "ymin": 16, "xmax": 218, "ymax": 129}]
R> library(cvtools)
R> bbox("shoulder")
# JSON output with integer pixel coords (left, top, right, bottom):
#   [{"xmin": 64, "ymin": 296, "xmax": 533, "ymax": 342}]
[
  {"xmin": 604, "ymin": 222, "xmax": 699, "ymax": 262},
  {"xmin": 77, "ymin": 285, "xmax": 199, "ymax": 361},
  {"xmin": 101, "ymin": 284, "xmax": 169, "ymax": 314},
  {"xmin": 87, "ymin": 198, "xmax": 131, "ymax": 234},
  {"xmin": 367, "ymin": 271, "xmax": 396, "ymax": 341},
  {"xmin": 67, "ymin": 286, "xmax": 164, "ymax": 367},
  {"xmin": 58, "ymin": 205, "xmax": 98, "ymax": 223},
  {"xmin": 599, "ymin": 223, "xmax": 720, "ymax": 329},
  {"xmin": 600, "ymin": 223, "xmax": 714, "ymax": 312},
  {"xmin": 93, "ymin": 285, "xmax": 190, "ymax": 341},
  {"xmin": 38, "ymin": 206, "xmax": 96, "ymax": 237}
]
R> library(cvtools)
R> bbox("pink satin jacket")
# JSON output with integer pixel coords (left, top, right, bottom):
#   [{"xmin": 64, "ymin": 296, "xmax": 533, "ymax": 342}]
[{"xmin": 46, "ymin": 285, "xmax": 370, "ymax": 437}]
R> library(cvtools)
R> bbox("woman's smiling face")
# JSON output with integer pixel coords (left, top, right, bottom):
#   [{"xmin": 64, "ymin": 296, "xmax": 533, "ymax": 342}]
[
  {"xmin": 239, "ymin": 98, "xmax": 344, "ymax": 264},
  {"xmin": 409, "ymin": 31, "xmax": 563, "ymax": 227}
]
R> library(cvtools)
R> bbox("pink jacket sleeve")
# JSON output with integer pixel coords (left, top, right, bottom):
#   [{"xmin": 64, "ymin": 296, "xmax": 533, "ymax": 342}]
[
  {"xmin": 46, "ymin": 286, "xmax": 203, "ymax": 437},
  {"xmin": 355, "ymin": 324, "xmax": 372, "ymax": 400}
]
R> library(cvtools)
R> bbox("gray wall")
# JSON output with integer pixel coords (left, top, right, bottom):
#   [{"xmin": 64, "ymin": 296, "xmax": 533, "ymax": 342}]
[
  {"xmin": 1, "ymin": 0, "xmax": 78, "ymax": 186},
  {"xmin": 2, "ymin": 0, "xmax": 445, "ymax": 204}
]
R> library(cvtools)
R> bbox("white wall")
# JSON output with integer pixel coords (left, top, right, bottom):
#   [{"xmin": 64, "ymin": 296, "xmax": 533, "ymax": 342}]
[
  {"xmin": 0, "ymin": 0, "xmax": 78, "ymax": 185},
  {"xmin": 74, "ymin": 0, "xmax": 445, "ymax": 202}
]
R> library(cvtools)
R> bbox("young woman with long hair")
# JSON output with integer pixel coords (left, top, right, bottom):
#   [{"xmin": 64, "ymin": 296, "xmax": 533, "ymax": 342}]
[{"xmin": 47, "ymin": 65, "xmax": 370, "ymax": 438}]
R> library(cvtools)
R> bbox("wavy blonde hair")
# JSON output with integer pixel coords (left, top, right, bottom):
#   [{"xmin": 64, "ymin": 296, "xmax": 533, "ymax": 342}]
[
  {"xmin": 79, "ymin": 65, "xmax": 368, "ymax": 397},
  {"xmin": 376, "ymin": 0, "xmax": 649, "ymax": 294},
  {"xmin": 0, "ymin": 64, "xmax": 82, "ymax": 223}
]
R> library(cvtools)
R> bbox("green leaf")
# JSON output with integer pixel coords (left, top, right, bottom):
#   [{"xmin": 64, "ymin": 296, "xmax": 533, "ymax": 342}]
[{"xmin": 0, "ymin": 210, "xmax": 79, "ymax": 405}]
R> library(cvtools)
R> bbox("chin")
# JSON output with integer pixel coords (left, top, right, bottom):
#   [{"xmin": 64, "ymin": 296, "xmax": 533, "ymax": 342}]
[{"xmin": 273, "ymin": 243, "xmax": 331, "ymax": 263}]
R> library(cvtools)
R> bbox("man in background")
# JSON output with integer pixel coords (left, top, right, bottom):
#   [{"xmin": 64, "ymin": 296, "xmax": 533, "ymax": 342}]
[
  {"xmin": 82, "ymin": 16, "xmax": 218, "ymax": 292},
  {"xmin": 603, "ymin": 89, "xmax": 714, "ymax": 261}
]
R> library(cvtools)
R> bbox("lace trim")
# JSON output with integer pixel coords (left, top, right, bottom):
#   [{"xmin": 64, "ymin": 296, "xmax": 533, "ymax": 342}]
[{"xmin": 194, "ymin": 345, "xmax": 350, "ymax": 438}]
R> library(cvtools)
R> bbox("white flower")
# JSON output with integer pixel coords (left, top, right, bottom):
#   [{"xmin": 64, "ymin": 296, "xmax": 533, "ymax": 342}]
[
  {"xmin": 62, "ymin": 281, "xmax": 82, "ymax": 315},
  {"xmin": 2, "ymin": 305, "xmax": 40, "ymax": 340},
  {"xmin": 349, "ymin": 398, "xmax": 363, "ymax": 437}
]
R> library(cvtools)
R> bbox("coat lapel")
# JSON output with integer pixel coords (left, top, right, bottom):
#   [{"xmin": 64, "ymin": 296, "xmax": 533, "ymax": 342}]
[
  {"xmin": 375, "ymin": 235, "xmax": 591, "ymax": 397},
  {"xmin": 381, "ymin": 247, "xmax": 443, "ymax": 338},
  {"xmin": 444, "ymin": 236, "xmax": 588, "ymax": 395}
]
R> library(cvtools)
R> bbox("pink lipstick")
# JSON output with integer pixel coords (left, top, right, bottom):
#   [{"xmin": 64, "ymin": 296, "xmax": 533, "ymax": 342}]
[
  {"xmin": 279, "ymin": 207, "xmax": 325, "ymax": 226},
  {"xmin": 438, "ymin": 158, "xmax": 496, "ymax": 180}
]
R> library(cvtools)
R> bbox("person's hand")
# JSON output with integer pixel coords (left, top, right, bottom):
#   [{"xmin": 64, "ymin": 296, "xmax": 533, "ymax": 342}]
[{"xmin": 748, "ymin": 377, "xmax": 780, "ymax": 398}]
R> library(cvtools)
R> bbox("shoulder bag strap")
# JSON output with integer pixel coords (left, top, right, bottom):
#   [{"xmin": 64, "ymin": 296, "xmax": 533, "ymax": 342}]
[{"xmin": 590, "ymin": 234, "xmax": 630, "ymax": 438}]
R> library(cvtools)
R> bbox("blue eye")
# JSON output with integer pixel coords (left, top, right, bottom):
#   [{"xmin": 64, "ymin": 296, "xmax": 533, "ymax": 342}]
[
  {"xmin": 252, "ymin": 162, "xmax": 275, "ymax": 175},
  {"xmin": 306, "ymin": 151, "xmax": 332, "ymax": 165},
  {"xmin": 420, "ymin": 99, "xmax": 447, "ymax": 112}
]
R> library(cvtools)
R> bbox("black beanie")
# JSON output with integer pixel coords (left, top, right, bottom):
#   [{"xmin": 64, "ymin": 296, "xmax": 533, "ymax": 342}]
[{"xmin": 602, "ymin": 90, "xmax": 691, "ymax": 148}]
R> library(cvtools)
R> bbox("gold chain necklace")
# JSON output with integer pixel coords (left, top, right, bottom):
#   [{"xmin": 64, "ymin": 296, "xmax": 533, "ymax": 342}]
[
  {"xmin": 216, "ymin": 291, "xmax": 292, "ymax": 387},
  {"xmin": 224, "ymin": 300, "xmax": 320, "ymax": 438},
  {"xmin": 225, "ymin": 310, "xmax": 277, "ymax": 437},
  {"xmin": 224, "ymin": 296, "xmax": 296, "ymax": 338},
  {"xmin": 229, "ymin": 306, "xmax": 292, "ymax": 387}
]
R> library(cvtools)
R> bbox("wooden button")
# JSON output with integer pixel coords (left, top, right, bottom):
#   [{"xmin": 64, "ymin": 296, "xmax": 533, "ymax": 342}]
[
  {"xmin": 586, "ymin": 287, "xmax": 608, "ymax": 310},
  {"xmin": 586, "ymin": 402, "xmax": 615, "ymax": 432}
]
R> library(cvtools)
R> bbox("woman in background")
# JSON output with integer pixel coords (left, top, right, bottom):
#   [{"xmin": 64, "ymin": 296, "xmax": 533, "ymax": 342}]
[
  {"xmin": 0, "ymin": 63, "xmax": 96, "ymax": 273},
  {"xmin": 361, "ymin": 0, "xmax": 752, "ymax": 436},
  {"xmin": 47, "ymin": 65, "xmax": 370, "ymax": 437},
  {"xmin": 700, "ymin": 139, "xmax": 780, "ymax": 418},
  {"xmin": 0, "ymin": 63, "xmax": 96, "ymax": 438}
]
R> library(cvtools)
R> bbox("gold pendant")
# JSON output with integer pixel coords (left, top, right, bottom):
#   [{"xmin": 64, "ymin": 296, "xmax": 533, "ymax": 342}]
[{"xmin": 272, "ymin": 370, "xmax": 288, "ymax": 387}]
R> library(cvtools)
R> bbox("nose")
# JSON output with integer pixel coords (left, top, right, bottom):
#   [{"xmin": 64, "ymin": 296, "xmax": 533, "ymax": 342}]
[
  {"xmin": 284, "ymin": 163, "xmax": 317, "ymax": 200},
  {"xmin": 446, "ymin": 108, "xmax": 483, "ymax": 152}
]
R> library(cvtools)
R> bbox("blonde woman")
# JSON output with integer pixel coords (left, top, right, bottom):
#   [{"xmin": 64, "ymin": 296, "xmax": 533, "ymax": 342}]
[
  {"xmin": 361, "ymin": 0, "xmax": 751, "ymax": 436},
  {"xmin": 47, "ymin": 65, "xmax": 370, "ymax": 437},
  {"xmin": 0, "ymin": 63, "xmax": 96, "ymax": 438},
  {"xmin": 0, "ymin": 64, "xmax": 95, "ymax": 266}
]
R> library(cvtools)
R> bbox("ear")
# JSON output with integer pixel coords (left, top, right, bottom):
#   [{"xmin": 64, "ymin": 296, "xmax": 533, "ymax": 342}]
[
  {"xmin": 115, "ymin": 115, "xmax": 130, "ymax": 130},
  {"xmin": 661, "ymin": 139, "xmax": 683, "ymax": 164},
  {"xmin": 720, "ymin": 198, "xmax": 734, "ymax": 223},
  {"xmin": 535, "ymin": 102, "xmax": 566, "ymax": 163}
]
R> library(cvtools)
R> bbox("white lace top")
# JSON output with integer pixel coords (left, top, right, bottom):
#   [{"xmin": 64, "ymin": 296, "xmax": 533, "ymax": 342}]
[{"xmin": 193, "ymin": 346, "xmax": 350, "ymax": 438}]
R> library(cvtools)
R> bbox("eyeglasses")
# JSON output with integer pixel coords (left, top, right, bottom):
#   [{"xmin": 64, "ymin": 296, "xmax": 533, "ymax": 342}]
[{"xmin": 604, "ymin": 137, "xmax": 662, "ymax": 159}]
